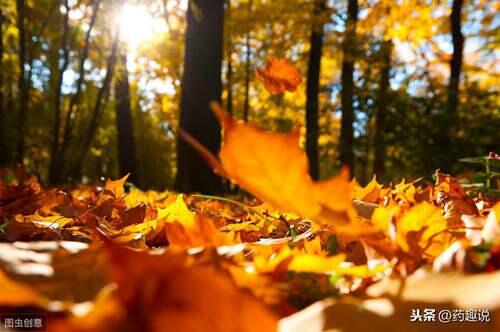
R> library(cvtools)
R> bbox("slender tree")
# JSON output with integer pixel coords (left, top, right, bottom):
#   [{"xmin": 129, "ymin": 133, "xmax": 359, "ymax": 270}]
[
  {"xmin": 225, "ymin": 0, "xmax": 233, "ymax": 115},
  {"xmin": 373, "ymin": 38, "xmax": 392, "ymax": 179},
  {"xmin": 175, "ymin": 0, "xmax": 224, "ymax": 193},
  {"xmin": 69, "ymin": 29, "xmax": 120, "ymax": 180},
  {"xmin": 15, "ymin": 0, "xmax": 28, "ymax": 164},
  {"xmin": 49, "ymin": 0, "xmax": 70, "ymax": 183},
  {"xmin": 436, "ymin": 0, "xmax": 465, "ymax": 172},
  {"xmin": 448, "ymin": 0, "xmax": 464, "ymax": 119},
  {"xmin": 339, "ymin": 0, "xmax": 358, "ymax": 175},
  {"xmin": 58, "ymin": 0, "xmax": 101, "ymax": 171},
  {"xmin": 0, "ymin": 8, "xmax": 6, "ymax": 166},
  {"xmin": 114, "ymin": 52, "xmax": 138, "ymax": 184},
  {"xmin": 305, "ymin": 0, "xmax": 326, "ymax": 180},
  {"xmin": 242, "ymin": 0, "xmax": 253, "ymax": 122}
]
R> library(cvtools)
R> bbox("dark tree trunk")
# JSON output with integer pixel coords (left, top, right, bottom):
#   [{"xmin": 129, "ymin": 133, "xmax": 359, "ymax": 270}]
[
  {"xmin": 448, "ymin": 0, "xmax": 464, "ymax": 118},
  {"xmin": 373, "ymin": 39, "xmax": 392, "ymax": 179},
  {"xmin": 0, "ymin": 9, "xmax": 6, "ymax": 166},
  {"xmin": 49, "ymin": 0, "xmax": 70, "ymax": 184},
  {"xmin": 15, "ymin": 0, "xmax": 28, "ymax": 164},
  {"xmin": 175, "ymin": 0, "xmax": 224, "ymax": 194},
  {"xmin": 115, "ymin": 52, "xmax": 138, "ymax": 184},
  {"xmin": 441, "ymin": 0, "xmax": 464, "ymax": 171},
  {"xmin": 227, "ymin": 53, "xmax": 234, "ymax": 115},
  {"xmin": 339, "ymin": 0, "xmax": 358, "ymax": 175},
  {"xmin": 242, "ymin": 0, "xmax": 253, "ymax": 122},
  {"xmin": 225, "ymin": 0, "xmax": 233, "ymax": 115},
  {"xmin": 305, "ymin": 0, "xmax": 326, "ymax": 181}
]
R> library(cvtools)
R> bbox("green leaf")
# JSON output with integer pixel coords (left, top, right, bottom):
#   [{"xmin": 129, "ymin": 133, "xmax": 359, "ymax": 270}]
[
  {"xmin": 459, "ymin": 156, "xmax": 488, "ymax": 164},
  {"xmin": 0, "ymin": 219, "xmax": 10, "ymax": 233},
  {"xmin": 325, "ymin": 235, "xmax": 338, "ymax": 255},
  {"xmin": 477, "ymin": 187, "xmax": 500, "ymax": 197},
  {"xmin": 459, "ymin": 157, "xmax": 500, "ymax": 167},
  {"xmin": 471, "ymin": 172, "xmax": 487, "ymax": 183}
]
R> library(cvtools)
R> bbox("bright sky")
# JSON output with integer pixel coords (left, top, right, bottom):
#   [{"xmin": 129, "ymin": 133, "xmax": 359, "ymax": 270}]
[{"xmin": 117, "ymin": 4, "xmax": 169, "ymax": 52}]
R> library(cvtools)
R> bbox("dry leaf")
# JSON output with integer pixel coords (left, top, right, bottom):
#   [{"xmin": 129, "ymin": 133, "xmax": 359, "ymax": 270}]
[
  {"xmin": 352, "ymin": 176, "xmax": 383, "ymax": 204},
  {"xmin": 435, "ymin": 172, "xmax": 479, "ymax": 226},
  {"xmin": 256, "ymin": 57, "xmax": 302, "ymax": 94},
  {"xmin": 108, "ymin": 244, "xmax": 278, "ymax": 332},
  {"xmin": 0, "ymin": 270, "xmax": 48, "ymax": 308},
  {"xmin": 211, "ymin": 102, "xmax": 355, "ymax": 228}
]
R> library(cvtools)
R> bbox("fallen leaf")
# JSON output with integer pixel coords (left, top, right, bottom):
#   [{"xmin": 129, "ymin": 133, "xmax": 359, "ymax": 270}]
[
  {"xmin": 0, "ymin": 270, "xmax": 49, "ymax": 308},
  {"xmin": 435, "ymin": 172, "xmax": 479, "ymax": 226},
  {"xmin": 106, "ymin": 244, "xmax": 278, "ymax": 332},
  {"xmin": 352, "ymin": 176, "xmax": 383, "ymax": 204},
  {"xmin": 482, "ymin": 203, "xmax": 500, "ymax": 243}
]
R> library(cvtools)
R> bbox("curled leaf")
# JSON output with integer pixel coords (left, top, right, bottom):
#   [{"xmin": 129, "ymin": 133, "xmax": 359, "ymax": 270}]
[{"xmin": 256, "ymin": 57, "xmax": 302, "ymax": 94}]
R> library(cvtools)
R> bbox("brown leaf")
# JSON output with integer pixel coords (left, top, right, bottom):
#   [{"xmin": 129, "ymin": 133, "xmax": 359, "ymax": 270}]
[
  {"xmin": 435, "ymin": 172, "xmax": 479, "ymax": 225},
  {"xmin": 256, "ymin": 57, "xmax": 302, "ymax": 94},
  {"xmin": 113, "ymin": 203, "xmax": 147, "ymax": 229}
]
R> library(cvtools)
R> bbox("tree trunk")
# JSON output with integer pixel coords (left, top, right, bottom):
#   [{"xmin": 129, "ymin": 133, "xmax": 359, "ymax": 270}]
[
  {"xmin": 115, "ymin": 52, "xmax": 138, "ymax": 184},
  {"xmin": 442, "ymin": 0, "xmax": 464, "ymax": 171},
  {"xmin": 49, "ymin": 0, "xmax": 70, "ymax": 183},
  {"xmin": 225, "ymin": 0, "xmax": 233, "ymax": 115},
  {"xmin": 227, "ymin": 52, "xmax": 234, "ymax": 115},
  {"xmin": 305, "ymin": 0, "xmax": 326, "ymax": 181},
  {"xmin": 242, "ymin": 0, "xmax": 253, "ymax": 122},
  {"xmin": 437, "ymin": 0, "xmax": 464, "ymax": 173},
  {"xmin": 15, "ymin": 0, "xmax": 28, "ymax": 164},
  {"xmin": 175, "ymin": 0, "xmax": 224, "ymax": 193},
  {"xmin": 0, "ymin": 9, "xmax": 6, "ymax": 166},
  {"xmin": 373, "ymin": 39, "xmax": 392, "ymax": 180},
  {"xmin": 339, "ymin": 0, "xmax": 358, "ymax": 175},
  {"xmin": 448, "ymin": 0, "xmax": 464, "ymax": 118}
]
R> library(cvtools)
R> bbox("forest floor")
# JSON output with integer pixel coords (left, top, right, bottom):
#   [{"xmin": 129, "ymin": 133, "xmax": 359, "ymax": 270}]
[{"xmin": 1, "ymin": 110, "xmax": 499, "ymax": 332}]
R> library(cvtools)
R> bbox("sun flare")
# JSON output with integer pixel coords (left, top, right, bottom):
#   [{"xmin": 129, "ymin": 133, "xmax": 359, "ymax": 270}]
[{"xmin": 117, "ymin": 4, "xmax": 168, "ymax": 51}]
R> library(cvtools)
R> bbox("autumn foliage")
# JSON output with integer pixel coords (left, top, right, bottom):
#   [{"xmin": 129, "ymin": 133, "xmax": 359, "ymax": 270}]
[{"xmin": 1, "ymin": 111, "xmax": 499, "ymax": 331}]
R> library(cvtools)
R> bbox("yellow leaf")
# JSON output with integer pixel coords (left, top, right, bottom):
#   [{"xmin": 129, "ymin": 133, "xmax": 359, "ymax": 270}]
[
  {"xmin": 103, "ymin": 174, "xmax": 129, "ymax": 198},
  {"xmin": 159, "ymin": 194, "xmax": 196, "ymax": 228},
  {"xmin": 392, "ymin": 179, "xmax": 416, "ymax": 204},
  {"xmin": 352, "ymin": 175, "xmax": 382, "ymax": 203},
  {"xmin": 396, "ymin": 202, "xmax": 447, "ymax": 255},
  {"xmin": 288, "ymin": 254, "xmax": 346, "ymax": 274},
  {"xmin": 371, "ymin": 205, "xmax": 400, "ymax": 234}
]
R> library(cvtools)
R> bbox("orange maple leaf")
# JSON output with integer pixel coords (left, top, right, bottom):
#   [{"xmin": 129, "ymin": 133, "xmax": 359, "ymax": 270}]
[
  {"xmin": 256, "ymin": 57, "xmax": 302, "ymax": 94},
  {"xmin": 210, "ymin": 103, "xmax": 355, "ymax": 228},
  {"xmin": 53, "ymin": 244, "xmax": 277, "ymax": 332}
]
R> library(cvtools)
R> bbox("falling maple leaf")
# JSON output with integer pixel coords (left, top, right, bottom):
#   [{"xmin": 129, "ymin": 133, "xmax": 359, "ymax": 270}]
[
  {"xmin": 256, "ymin": 57, "xmax": 303, "ymax": 94},
  {"xmin": 210, "ymin": 102, "xmax": 356, "ymax": 229}
]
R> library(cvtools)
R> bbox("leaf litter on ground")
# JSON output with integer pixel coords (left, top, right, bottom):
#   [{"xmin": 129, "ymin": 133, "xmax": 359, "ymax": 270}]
[{"xmin": 0, "ymin": 117, "xmax": 499, "ymax": 331}]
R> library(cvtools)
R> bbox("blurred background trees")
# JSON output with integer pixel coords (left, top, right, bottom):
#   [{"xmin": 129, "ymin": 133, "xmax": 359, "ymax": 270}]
[{"xmin": 0, "ymin": 0, "xmax": 498, "ymax": 191}]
